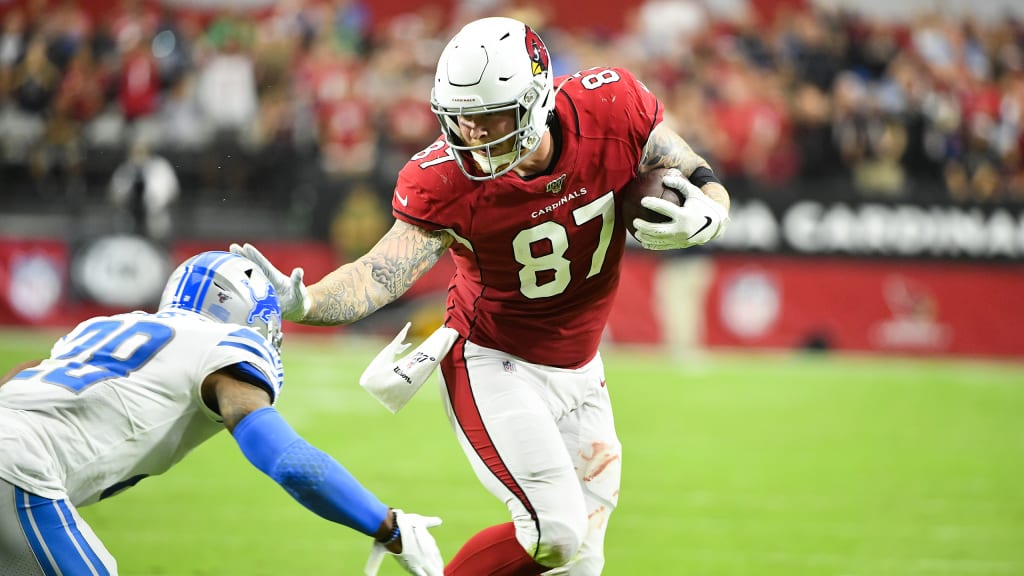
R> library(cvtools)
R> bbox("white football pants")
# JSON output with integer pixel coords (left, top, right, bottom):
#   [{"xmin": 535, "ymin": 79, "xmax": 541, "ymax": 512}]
[
  {"xmin": 439, "ymin": 338, "xmax": 621, "ymax": 575},
  {"xmin": 0, "ymin": 478, "xmax": 117, "ymax": 575}
]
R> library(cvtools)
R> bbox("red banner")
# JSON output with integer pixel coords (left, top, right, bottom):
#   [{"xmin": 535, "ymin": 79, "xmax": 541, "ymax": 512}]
[
  {"xmin": 4, "ymin": 237, "xmax": 1022, "ymax": 358},
  {"xmin": 606, "ymin": 253, "xmax": 663, "ymax": 344},
  {"xmin": 703, "ymin": 255, "xmax": 1024, "ymax": 358},
  {"xmin": 0, "ymin": 237, "xmax": 345, "ymax": 332}
]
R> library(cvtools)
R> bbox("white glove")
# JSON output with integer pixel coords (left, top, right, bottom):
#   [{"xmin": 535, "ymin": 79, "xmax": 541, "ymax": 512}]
[
  {"xmin": 632, "ymin": 171, "xmax": 729, "ymax": 250},
  {"xmin": 365, "ymin": 510, "xmax": 444, "ymax": 576},
  {"xmin": 229, "ymin": 242, "xmax": 311, "ymax": 321},
  {"xmin": 360, "ymin": 323, "xmax": 459, "ymax": 413}
]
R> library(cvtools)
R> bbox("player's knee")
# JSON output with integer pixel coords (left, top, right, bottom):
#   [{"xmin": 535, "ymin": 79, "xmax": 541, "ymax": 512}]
[{"xmin": 530, "ymin": 512, "xmax": 587, "ymax": 568}]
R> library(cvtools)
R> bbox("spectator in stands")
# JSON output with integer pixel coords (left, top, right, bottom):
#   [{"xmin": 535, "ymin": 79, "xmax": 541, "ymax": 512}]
[
  {"xmin": 378, "ymin": 74, "xmax": 439, "ymax": 179},
  {"xmin": 116, "ymin": 27, "xmax": 161, "ymax": 123},
  {"xmin": 6, "ymin": 36, "xmax": 64, "ymax": 195},
  {"xmin": 9, "ymin": 36, "xmax": 58, "ymax": 117},
  {"xmin": 0, "ymin": 9, "xmax": 28, "ymax": 103},
  {"xmin": 327, "ymin": 0, "xmax": 371, "ymax": 56},
  {"xmin": 108, "ymin": 0, "xmax": 160, "ymax": 49},
  {"xmin": 54, "ymin": 45, "xmax": 107, "ymax": 126},
  {"xmin": 1, "ymin": 1, "xmax": 1023, "ymax": 214},
  {"xmin": 709, "ymin": 59, "xmax": 797, "ymax": 187},
  {"xmin": 780, "ymin": 10, "xmax": 842, "ymax": 92},
  {"xmin": 195, "ymin": 22, "xmax": 258, "ymax": 139},
  {"xmin": 945, "ymin": 113, "xmax": 1003, "ymax": 202},
  {"xmin": 194, "ymin": 18, "xmax": 258, "ymax": 194},
  {"xmin": 46, "ymin": 0, "xmax": 92, "ymax": 71},
  {"xmin": 108, "ymin": 136, "xmax": 180, "ymax": 242},
  {"xmin": 151, "ymin": 7, "xmax": 195, "ymax": 89},
  {"xmin": 297, "ymin": 28, "xmax": 376, "ymax": 179},
  {"xmin": 157, "ymin": 72, "xmax": 210, "ymax": 151},
  {"xmin": 790, "ymin": 82, "xmax": 842, "ymax": 182},
  {"xmin": 996, "ymin": 71, "xmax": 1024, "ymax": 200}
]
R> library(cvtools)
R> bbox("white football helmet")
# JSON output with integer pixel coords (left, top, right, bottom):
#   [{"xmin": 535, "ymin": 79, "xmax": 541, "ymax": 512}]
[
  {"xmin": 159, "ymin": 251, "xmax": 283, "ymax": 350},
  {"xmin": 430, "ymin": 17, "xmax": 555, "ymax": 180}
]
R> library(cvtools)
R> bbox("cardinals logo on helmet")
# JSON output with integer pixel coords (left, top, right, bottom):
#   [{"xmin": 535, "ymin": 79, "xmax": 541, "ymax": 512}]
[{"xmin": 524, "ymin": 26, "xmax": 549, "ymax": 76}]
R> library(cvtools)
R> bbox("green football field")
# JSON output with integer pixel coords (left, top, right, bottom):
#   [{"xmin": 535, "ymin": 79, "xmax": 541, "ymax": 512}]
[{"xmin": 1, "ymin": 330, "xmax": 1023, "ymax": 576}]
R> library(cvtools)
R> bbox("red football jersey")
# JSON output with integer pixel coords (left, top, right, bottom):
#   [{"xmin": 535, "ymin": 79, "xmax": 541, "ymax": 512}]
[{"xmin": 394, "ymin": 67, "xmax": 663, "ymax": 368}]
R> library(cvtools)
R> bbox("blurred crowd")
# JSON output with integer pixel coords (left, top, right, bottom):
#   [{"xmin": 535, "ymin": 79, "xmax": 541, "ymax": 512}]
[
  {"xmin": 1, "ymin": 0, "xmax": 1023, "ymax": 243},
  {"xmin": 619, "ymin": 1, "xmax": 1024, "ymax": 204}
]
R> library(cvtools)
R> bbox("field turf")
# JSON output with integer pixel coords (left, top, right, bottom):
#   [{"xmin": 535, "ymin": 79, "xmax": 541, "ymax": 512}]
[{"xmin": 1, "ymin": 330, "xmax": 1022, "ymax": 575}]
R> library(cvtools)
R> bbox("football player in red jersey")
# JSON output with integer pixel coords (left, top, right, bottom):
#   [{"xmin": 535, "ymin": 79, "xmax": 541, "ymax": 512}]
[{"xmin": 233, "ymin": 16, "xmax": 730, "ymax": 575}]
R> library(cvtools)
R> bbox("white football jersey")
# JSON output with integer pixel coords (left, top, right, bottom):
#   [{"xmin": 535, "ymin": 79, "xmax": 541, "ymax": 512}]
[{"xmin": 0, "ymin": 310, "xmax": 284, "ymax": 506}]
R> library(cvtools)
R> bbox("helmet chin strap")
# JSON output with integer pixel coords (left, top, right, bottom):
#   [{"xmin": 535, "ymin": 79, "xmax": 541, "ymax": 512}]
[{"xmin": 471, "ymin": 148, "xmax": 521, "ymax": 174}]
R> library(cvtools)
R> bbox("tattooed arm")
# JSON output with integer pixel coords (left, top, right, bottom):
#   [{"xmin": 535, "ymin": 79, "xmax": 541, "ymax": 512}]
[
  {"xmin": 304, "ymin": 220, "xmax": 454, "ymax": 326},
  {"xmin": 640, "ymin": 122, "xmax": 730, "ymax": 213}
]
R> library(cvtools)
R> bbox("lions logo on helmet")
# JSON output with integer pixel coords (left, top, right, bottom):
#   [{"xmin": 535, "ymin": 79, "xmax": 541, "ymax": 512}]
[
  {"xmin": 525, "ymin": 26, "xmax": 549, "ymax": 77},
  {"xmin": 159, "ymin": 251, "xmax": 284, "ymax": 350},
  {"xmin": 246, "ymin": 280, "xmax": 279, "ymax": 327}
]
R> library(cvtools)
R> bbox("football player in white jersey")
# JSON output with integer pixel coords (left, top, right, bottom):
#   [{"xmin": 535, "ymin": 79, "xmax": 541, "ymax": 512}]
[{"xmin": 0, "ymin": 251, "xmax": 444, "ymax": 576}]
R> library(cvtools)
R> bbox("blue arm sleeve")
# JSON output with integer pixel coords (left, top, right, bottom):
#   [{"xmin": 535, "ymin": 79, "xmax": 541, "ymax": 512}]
[{"xmin": 232, "ymin": 406, "xmax": 389, "ymax": 537}]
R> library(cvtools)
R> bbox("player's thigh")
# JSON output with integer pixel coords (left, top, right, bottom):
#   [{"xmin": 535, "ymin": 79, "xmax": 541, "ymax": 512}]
[
  {"xmin": 549, "ymin": 357, "xmax": 620, "ymax": 575},
  {"xmin": 440, "ymin": 342, "xmax": 587, "ymax": 528},
  {"xmin": 568, "ymin": 370, "xmax": 622, "ymax": 510},
  {"xmin": 0, "ymin": 479, "xmax": 117, "ymax": 576},
  {"xmin": 0, "ymin": 479, "xmax": 45, "ymax": 576}
]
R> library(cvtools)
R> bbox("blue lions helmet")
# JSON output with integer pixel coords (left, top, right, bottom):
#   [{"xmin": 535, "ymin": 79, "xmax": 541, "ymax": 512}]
[{"xmin": 159, "ymin": 251, "xmax": 283, "ymax": 350}]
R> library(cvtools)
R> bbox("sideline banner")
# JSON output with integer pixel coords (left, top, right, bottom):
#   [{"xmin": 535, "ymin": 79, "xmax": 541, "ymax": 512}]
[
  {"xmin": 719, "ymin": 199, "xmax": 1024, "ymax": 261},
  {"xmin": 4, "ymin": 237, "xmax": 1023, "ymax": 359},
  {"xmin": 703, "ymin": 254, "xmax": 1024, "ymax": 358},
  {"xmin": 0, "ymin": 237, "xmax": 344, "ymax": 332}
]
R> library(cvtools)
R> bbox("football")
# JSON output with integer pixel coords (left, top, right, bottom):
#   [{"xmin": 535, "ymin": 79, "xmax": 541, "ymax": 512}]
[{"xmin": 621, "ymin": 167, "xmax": 685, "ymax": 238}]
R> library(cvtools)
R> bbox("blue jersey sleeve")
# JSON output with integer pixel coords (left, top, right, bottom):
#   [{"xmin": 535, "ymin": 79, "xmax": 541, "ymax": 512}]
[
  {"xmin": 232, "ymin": 407, "xmax": 389, "ymax": 536},
  {"xmin": 215, "ymin": 327, "xmax": 284, "ymax": 402}
]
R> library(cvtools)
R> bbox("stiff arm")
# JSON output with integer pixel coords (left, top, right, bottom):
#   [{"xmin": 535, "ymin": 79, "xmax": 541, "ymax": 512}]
[{"xmin": 305, "ymin": 220, "xmax": 453, "ymax": 326}]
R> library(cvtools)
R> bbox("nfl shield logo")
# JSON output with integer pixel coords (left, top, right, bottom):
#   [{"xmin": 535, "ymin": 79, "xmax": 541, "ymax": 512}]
[{"xmin": 502, "ymin": 360, "xmax": 516, "ymax": 374}]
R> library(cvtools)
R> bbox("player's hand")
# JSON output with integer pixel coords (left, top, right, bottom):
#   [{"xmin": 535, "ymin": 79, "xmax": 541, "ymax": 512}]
[
  {"xmin": 632, "ymin": 172, "xmax": 729, "ymax": 250},
  {"xmin": 229, "ymin": 243, "xmax": 311, "ymax": 321},
  {"xmin": 364, "ymin": 510, "xmax": 444, "ymax": 576}
]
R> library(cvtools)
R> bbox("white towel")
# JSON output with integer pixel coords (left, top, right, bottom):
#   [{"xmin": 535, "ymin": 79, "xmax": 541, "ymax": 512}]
[{"xmin": 359, "ymin": 323, "xmax": 459, "ymax": 413}]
